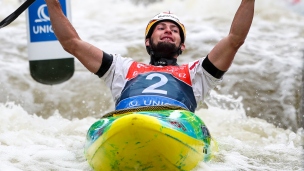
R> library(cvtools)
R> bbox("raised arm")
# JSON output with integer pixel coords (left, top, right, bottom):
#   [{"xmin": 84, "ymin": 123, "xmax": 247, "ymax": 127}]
[
  {"xmin": 208, "ymin": 0, "xmax": 255, "ymax": 71},
  {"xmin": 45, "ymin": 0, "xmax": 103, "ymax": 73}
]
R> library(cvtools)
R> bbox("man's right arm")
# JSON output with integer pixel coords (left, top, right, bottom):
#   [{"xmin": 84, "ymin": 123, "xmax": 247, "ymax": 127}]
[{"xmin": 45, "ymin": 0, "xmax": 104, "ymax": 73}]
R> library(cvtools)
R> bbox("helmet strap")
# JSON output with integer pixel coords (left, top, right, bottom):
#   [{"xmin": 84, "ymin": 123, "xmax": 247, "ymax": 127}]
[{"xmin": 177, "ymin": 45, "xmax": 183, "ymax": 55}]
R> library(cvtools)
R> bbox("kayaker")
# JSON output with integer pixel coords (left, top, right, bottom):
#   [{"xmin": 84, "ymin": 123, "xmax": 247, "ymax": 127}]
[{"xmin": 45, "ymin": 0, "xmax": 255, "ymax": 112}]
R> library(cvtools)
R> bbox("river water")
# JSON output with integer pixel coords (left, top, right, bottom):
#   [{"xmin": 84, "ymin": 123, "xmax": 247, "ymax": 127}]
[{"xmin": 0, "ymin": 0, "xmax": 303, "ymax": 170}]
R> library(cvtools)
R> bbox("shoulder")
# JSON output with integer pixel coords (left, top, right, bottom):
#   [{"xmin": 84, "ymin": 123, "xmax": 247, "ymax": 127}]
[
  {"xmin": 111, "ymin": 54, "xmax": 136, "ymax": 71},
  {"xmin": 112, "ymin": 54, "xmax": 134, "ymax": 64}
]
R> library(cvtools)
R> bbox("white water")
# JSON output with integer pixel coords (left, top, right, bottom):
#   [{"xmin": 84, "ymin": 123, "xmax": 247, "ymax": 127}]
[{"xmin": 0, "ymin": 0, "xmax": 303, "ymax": 170}]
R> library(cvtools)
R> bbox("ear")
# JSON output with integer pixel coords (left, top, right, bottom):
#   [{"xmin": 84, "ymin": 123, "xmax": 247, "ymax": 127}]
[
  {"xmin": 180, "ymin": 43, "xmax": 186, "ymax": 51},
  {"xmin": 145, "ymin": 38, "xmax": 150, "ymax": 46}
]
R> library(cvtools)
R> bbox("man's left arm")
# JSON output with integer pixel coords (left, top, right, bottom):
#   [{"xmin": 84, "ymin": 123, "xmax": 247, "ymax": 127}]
[{"xmin": 208, "ymin": 0, "xmax": 255, "ymax": 71}]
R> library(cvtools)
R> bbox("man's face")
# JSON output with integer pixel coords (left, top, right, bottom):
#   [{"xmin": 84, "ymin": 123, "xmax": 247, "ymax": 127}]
[
  {"xmin": 146, "ymin": 21, "xmax": 185, "ymax": 59},
  {"xmin": 148, "ymin": 21, "xmax": 182, "ymax": 47}
]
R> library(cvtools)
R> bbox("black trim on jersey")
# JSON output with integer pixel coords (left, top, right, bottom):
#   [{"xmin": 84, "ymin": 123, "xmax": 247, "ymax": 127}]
[
  {"xmin": 202, "ymin": 55, "xmax": 226, "ymax": 79},
  {"xmin": 94, "ymin": 51, "xmax": 113, "ymax": 78}
]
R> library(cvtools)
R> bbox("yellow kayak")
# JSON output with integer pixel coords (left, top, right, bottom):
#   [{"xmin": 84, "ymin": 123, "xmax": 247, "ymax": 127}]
[{"xmin": 85, "ymin": 108, "xmax": 216, "ymax": 171}]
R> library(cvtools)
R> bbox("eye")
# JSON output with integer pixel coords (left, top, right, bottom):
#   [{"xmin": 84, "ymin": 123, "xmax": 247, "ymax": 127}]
[
  {"xmin": 171, "ymin": 26, "xmax": 179, "ymax": 33},
  {"xmin": 172, "ymin": 29, "xmax": 179, "ymax": 33}
]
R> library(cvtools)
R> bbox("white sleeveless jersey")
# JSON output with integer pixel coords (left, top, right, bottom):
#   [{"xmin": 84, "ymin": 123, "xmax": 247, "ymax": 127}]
[{"xmin": 101, "ymin": 54, "xmax": 222, "ymax": 111}]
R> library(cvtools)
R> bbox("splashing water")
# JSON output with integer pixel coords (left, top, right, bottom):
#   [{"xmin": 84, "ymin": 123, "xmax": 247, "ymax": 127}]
[{"xmin": 0, "ymin": 0, "xmax": 303, "ymax": 170}]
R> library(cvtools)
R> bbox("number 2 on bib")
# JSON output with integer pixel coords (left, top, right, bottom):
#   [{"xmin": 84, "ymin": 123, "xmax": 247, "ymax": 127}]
[{"xmin": 142, "ymin": 73, "xmax": 168, "ymax": 95}]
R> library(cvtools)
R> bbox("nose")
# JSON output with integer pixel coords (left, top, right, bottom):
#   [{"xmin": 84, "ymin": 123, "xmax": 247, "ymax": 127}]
[{"xmin": 164, "ymin": 27, "xmax": 172, "ymax": 34}]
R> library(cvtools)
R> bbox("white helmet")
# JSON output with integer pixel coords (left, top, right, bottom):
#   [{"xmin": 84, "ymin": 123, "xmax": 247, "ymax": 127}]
[{"xmin": 145, "ymin": 12, "xmax": 186, "ymax": 44}]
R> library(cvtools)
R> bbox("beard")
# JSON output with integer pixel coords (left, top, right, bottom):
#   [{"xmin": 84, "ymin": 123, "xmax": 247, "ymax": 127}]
[{"xmin": 150, "ymin": 39, "xmax": 179, "ymax": 59}]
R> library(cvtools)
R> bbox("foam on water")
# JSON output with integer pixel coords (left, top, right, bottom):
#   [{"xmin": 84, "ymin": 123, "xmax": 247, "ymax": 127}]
[
  {"xmin": 0, "ymin": 0, "xmax": 303, "ymax": 170},
  {"xmin": 0, "ymin": 102, "xmax": 93, "ymax": 171},
  {"xmin": 0, "ymin": 101, "xmax": 302, "ymax": 170}
]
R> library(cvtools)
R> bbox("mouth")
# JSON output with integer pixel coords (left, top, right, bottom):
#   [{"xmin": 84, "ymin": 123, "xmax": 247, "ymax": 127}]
[{"xmin": 161, "ymin": 37, "xmax": 174, "ymax": 42}]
